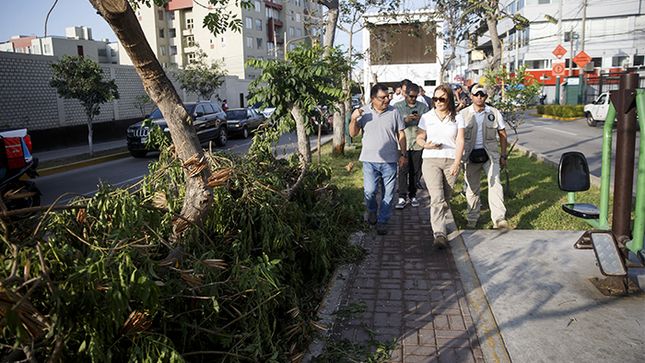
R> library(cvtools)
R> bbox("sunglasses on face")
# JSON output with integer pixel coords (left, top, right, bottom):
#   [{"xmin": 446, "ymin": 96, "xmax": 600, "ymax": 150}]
[
  {"xmin": 432, "ymin": 97, "xmax": 448, "ymax": 103},
  {"xmin": 473, "ymin": 92, "xmax": 488, "ymax": 98},
  {"xmin": 407, "ymin": 94, "xmax": 418, "ymax": 99}
]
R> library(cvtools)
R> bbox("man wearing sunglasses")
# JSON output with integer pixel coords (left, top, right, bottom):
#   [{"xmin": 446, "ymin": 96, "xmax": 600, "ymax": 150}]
[
  {"xmin": 460, "ymin": 83, "xmax": 509, "ymax": 229},
  {"xmin": 349, "ymin": 83, "xmax": 407, "ymax": 235}
]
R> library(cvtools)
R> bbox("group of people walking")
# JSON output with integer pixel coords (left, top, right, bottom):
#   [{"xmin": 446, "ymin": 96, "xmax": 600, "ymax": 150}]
[{"xmin": 348, "ymin": 81, "xmax": 509, "ymax": 249}]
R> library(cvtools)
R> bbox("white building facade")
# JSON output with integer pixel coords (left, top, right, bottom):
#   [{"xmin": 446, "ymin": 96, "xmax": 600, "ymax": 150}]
[
  {"xmin": 128, "ymin": 0, "xmax": 323, "ymax": 81},
  {"xmin": 362, "ymin": 10, "xmax": 444, "ymax": 101},
  {"xmin": 466, "ymin": 0, "xmax": 645, "ymax": 103}
]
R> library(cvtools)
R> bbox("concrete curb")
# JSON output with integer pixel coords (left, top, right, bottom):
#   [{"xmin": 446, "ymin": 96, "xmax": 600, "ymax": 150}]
[
  {"xmin": 37, "ymin": 151, "xmax": 131, "ymax": 176},
  {"xmin": 529, "ymin": 113, "xmax": 583, "ymax": 121},
  {"xmin": 446, "ymin": 210, "xmax": 512, "ymax": 363}
]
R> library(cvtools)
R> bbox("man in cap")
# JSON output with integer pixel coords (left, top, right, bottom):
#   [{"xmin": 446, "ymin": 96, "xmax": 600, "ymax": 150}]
[{"xmin": 459, "ymin": 83, "xmax": 509, "ymax": 229}]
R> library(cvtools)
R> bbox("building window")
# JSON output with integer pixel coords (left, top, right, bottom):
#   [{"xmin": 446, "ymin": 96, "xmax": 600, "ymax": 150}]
[
  {"xmin": 297, "ymin": 28, "xmax": 302, "ymax": 37},
  {"xmin": 186, "ymin": 18, "xmax": 194, "ymax": 29},
  {"xmin": 296, "ymin": 13, "xmax": 301, "ymax": 22},
  {"xmin": 185, "ymin": 35, "xmax": 195, "ymax": 47},
  {"xmin": 159, "ymin": 28, "xmax": 165, "ymax": 38},
  {"xmin": 256, "ymin": 19, "xmax": 262, "ymax": 31},
  {"xmin": 43, "ymin": 44, "xmax": 51, "ymax": 53},
  {"xmin": 295, "ymin": 0, "xmax": 301, "ymax": 5},
  {"xmin": 169, "ymin": 28, "xmax": 176, "ymax": 38},
  {"xmin": 158, "ymin": 10, "xmax": 164, "ymax": 21},
  {"xmin": 246, "ymin": 17, "xmax": 253, "ymax": 29},
  {"xmin": 506, "ymin": 1, "xmax": 516, "ymax": 13},
  {"xmin": 255, "ymin": 0, "xmax": 261, "ymax": 11},
  {"xmin": 591, "ymin": 57, "xmax": 602, "ymax": 67},
  {"xmin": 634, "ymin": 55, "xmax": 644, "ymax": 66},
  {"xmin": 268, "ymin": 42, "xmax": 274, "ymax": 51},
  {"xmin": 247, "ymin": 36, "xmax": 254, "ymax": 48},
  {"xmin": 289, "ymin": 27, "xmax": 294, "ymax": 37},
  {"xmin": 167, "ymin": 11, "xmax": 175, "ymax": 21},
  {"xmin": 257, "ymin": 38, "xmax": 263, "ymax": 49},
  {"xmin": 517, "ymin": 0, "xmax": 525, "ymax": 10},
  {"xmin": 160, "ymin": 46, "xmax": 166, "ymax": 56},
  {"xmin": 187, "ymin": 52, "xmax": 195, "ymax": 62},
  {"xmin": 524, "ymin": 59, "xmax": 547, "ymax": 69},
  {"xmin": 170, "ymin": 46, "xmax": 177, "ymax": 55},
  {"xmin": 612, "ymin": 55, "xmax": 628, "ymax": 67}
]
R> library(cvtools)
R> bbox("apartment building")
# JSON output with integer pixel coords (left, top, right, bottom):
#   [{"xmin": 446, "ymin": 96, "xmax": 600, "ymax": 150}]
[
  {"xmin": 466, "ymin": 0, "xmax": 645, "ymax": 101},
  {"xmin": 0, "ymin": 26, "xmax": 119, "ymax": 64},
  {"xmin": 126, "ymin": 0, "xmax": 323, "ymax": 80}
]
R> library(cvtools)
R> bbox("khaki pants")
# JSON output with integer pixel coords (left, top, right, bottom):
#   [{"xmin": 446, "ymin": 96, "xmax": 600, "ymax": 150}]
[
  {"xmin": 464, "ymin": 159, "xmax": 506, "ymax": 223},
  {"xmin": 422, "ymin": 158, "xmax": 458, "ymax": 237}
]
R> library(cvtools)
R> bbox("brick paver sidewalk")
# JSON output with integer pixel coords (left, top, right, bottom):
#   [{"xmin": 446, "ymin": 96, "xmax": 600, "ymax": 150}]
[{"xmin": 329, "ymin": 187, "xmax": 484, "ymax": 363}]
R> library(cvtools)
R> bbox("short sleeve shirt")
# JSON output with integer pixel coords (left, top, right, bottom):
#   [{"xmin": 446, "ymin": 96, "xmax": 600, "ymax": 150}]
[
  {"xmin": 418, "ymin": 110, "xmax": 465, "ymax": 159},
  {"xmin": 394, "ymin": 100, "xmax": 429, "ymax": 151},
  {"xmin": 357, "ymin": 104, "xmax": 406, "ymax": 163},
  {"xmin": 473, "ymin": 105, "xmax": 506, "ymax": 149}
]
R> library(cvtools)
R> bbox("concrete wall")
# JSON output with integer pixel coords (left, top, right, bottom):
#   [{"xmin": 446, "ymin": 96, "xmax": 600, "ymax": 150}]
[{"xmin": 0, "ymin": 51, "xmax": 254, "ymax": 148}]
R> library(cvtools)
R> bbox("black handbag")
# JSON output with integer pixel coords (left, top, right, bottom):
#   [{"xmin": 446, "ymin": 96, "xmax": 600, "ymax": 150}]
[{"xmin": 469, "ymin": 149, "xmax": 489, "ymax": 163}]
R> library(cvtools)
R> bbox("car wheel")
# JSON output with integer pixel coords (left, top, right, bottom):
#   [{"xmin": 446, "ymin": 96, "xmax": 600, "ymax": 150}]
[
  {"xmin": 586, "ymin": 113, "xmax": 597, "ymax": 127},
  {"xmin": 215, "ymin": 127, "xmax": 228, "ymax": 146},
  {"xmin": 5, "ymin": 181, "xmax": 40, "ymax": 220},
  {"xmin": 242, "ymin": 126, "xmax": 249, "ymax": 139},
  {"xmin": 130, "ymin": 149, "xmax": 148, "ymax": 158}
]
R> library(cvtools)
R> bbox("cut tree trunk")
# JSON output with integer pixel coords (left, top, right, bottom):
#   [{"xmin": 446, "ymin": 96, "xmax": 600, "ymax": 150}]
[{"xmin": 90, "ymin": 0, "xmax": 213, "ymax": 241}]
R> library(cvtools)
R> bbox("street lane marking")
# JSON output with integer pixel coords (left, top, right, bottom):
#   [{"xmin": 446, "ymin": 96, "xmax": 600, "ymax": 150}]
[{"xmin": 540, "ymin": 126, "xmax": 578, "ymax": 136}]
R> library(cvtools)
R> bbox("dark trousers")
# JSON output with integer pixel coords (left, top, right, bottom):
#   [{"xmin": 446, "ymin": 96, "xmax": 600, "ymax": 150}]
[{"xmin": 398, "ymin": 150, "xmax": 423, "ymax": 199}]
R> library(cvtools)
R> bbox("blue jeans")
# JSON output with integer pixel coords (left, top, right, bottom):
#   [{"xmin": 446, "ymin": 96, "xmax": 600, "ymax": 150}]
[{"xmin": 363, "ymin": 162, "xmax": 398, "ymax": 223}]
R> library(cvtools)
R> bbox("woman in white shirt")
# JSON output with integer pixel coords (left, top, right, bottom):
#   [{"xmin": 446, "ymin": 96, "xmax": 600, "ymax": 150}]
[{"xmin": 416, "ymin": 84, "xmax": 465, "ymax": 249}]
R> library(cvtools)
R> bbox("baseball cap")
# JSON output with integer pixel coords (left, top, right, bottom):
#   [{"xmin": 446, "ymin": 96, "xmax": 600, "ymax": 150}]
[{"xmin": 471, "ymin": 84, "xmax": 487, "ymax": 94}]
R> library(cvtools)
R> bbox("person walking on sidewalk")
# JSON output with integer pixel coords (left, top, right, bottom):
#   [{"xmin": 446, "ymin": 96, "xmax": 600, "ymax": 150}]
[
  {"xmin": 460, "ymin": 83, "xmax": 509, "ymax": 229},
  {"xmin": 349, "ymin": 83, "xmax": 407, "ymax": 236},
  {"xmin": 416, "ymin": 84, "xmax": 465, "ymax": 248},
  {"xmin": 393, "ymin": 83, "xmax": 428, "ymax": 209}
]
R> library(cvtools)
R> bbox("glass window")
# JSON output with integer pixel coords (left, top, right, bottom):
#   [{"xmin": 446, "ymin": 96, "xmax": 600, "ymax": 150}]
[
  {"xmin": 185, "ymin": 35, "xmax": 195, "ymax": 46},
  {"xmin": 255, "ymin": 0, "xmax": 261, "ymax": 11},
  {"xmin": 159, "ymin": 28, "xmax": 165, "ymax": 38},
  {"xmin": 297, "ymin": 28, "xmax": 302, "ymax": 37},
  {"xmin": 169, "ymin": 28, "xmax": 176, "ymax": 38},
  {"xmin": 158, "ymin": 10, "xmax": 163, "ymax": 21},
  {"xmin": 257, "ymin": 38, "xmax": 263, "ymax": 49},
  {"xmin": 186, "ymin": 18, "xmax": 194, "ymax": 29},
  {"xmin": 160, "ymin": 46, "xmax": 166, "ymax": 56},
  {"xmin": 246, "ymin": 17, "xmax": 253, "ymax": 29},
  {"xmin": 187, "ymin": 52, "xmax": 195, "ymax": 62},
  {"xmin": 195, "ymin": 105, "xmax": 205, "ymax": 115},
  {"xmin": 202, "ymin": 104, "xmax": 214, "ymax": 114},
  {"xmin": 517, "ymin": 0, "xmax": 525, "ymax": 9},
  {"xmin": 289, "ymin": 27, "xmax": 294, "ymax": 37},
  {"xmin": 167, "ymin": 11, "xmax": 175, "ymax": 21},
  {"xmin": 247, "ymin": 36, "xmax": 254, "ymax": 48},
  {"xmin": 170, "ymin": 46, "xmax": 177, "ymax": 55},
  {"xmin": 256, "ymin": 19, "xmax": 262, "ymax": 31},
  {"xmin": 591, "ymin": 57, "xmax": 602, "ymax": 67},
  {"xmin": 612, "ymin": 56, "xmax": 627, "ymax": 67},
  {"xmin": 634, "ymin": 55, "xmax": 644, "ymax": 66}
]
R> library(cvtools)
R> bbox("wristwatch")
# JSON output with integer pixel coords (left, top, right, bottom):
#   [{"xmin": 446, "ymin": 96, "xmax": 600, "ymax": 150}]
[
  {"xmin": 500, "ymin": 155, "xmax": 508, "ymax": 159},
  {"xmin": 400, "ymin": 153, "xmax": 407, "ymax": 158}
]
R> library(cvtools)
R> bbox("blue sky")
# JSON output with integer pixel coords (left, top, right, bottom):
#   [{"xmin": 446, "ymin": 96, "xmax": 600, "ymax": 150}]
[{"xmin": 1, "ymin": 1, "xmax": 117, "ymax": 42}]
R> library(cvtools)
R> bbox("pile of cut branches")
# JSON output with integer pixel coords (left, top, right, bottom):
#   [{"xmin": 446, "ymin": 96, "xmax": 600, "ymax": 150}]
[{"xmin": 0, "ymin": 137, "xmax": 363, "ymax": 362}]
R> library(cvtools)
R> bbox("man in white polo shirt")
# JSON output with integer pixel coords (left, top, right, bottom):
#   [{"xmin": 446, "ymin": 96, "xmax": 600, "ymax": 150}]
[{"xmin": 460, "ymin": 83, "xmax": 509, "ymax": 229}]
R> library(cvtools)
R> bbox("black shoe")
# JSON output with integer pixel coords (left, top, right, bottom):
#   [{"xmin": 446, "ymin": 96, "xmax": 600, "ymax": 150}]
[
  {"xmin": 433, "ymin": 235, "xmax": 446, "ymax": 249},
  {"xmin": 377, "ymin": 222, "xmax": 388, "ymax": 235},
  {"xmin": 368, "ymin": 212, "xmax": 377, "ymax": 225}
]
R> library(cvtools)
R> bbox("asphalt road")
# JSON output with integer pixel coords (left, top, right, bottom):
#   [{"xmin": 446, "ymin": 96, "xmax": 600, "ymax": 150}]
[
  {"xmin": 513, "ymin": 113, "xmax": 640, "ymax": 189},
  {"xmin": 38, "ymin": 132, "xmax": 333, "ymax": 205}
]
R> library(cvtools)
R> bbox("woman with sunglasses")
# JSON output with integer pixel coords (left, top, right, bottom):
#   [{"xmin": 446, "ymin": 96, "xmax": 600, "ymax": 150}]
[{"xmin": 416, "ymin": 84, "xmax": 465, "ymax": 249}]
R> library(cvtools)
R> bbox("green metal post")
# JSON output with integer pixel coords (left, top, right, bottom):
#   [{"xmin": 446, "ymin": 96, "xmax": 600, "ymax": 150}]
[
  {"xmin": 345, "ymin": 112, "xmax": 352, "ymax": 146},
  {"xmin": 598, "ymin": 102, "xmax": 616, "ymax": 230},
  {"xmin": 625, "ymin": 89, "xmax": 645, "ymax": 254},
  {"xmin": 577, "ymin": 72, "xmax": 584, "ymax": 104},
  {"xmin": 555, "ymin": 76, "xmax": 561, "ymax": 105}
]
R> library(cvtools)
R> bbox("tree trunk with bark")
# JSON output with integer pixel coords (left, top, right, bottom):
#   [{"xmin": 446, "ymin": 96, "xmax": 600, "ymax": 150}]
[
  {"xmin": 290, "ymin": 104, "xmax": 312, "ymax": 164},
  {"xmin": 90, "ymin": 0, "xmax": 212, "ymax": 241},
  {"xmin": 486, "ymin": 0, "xmax": 503, "ymax": 70}
]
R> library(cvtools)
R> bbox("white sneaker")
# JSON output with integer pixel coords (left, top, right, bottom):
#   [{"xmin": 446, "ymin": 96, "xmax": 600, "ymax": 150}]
[
  {"xmin": 494, "ymin": 219, "xmax": 510, "ymax": 229},
  {"xmin": 395, "ymin": 198, "xmax": 407, "ymax": 209},
  {"xmin": 410, "ymin": 197, "xmax": 420, "ymax": 207}
]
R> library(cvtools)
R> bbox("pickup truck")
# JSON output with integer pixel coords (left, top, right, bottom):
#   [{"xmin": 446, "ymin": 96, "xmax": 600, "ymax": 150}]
[{"xmin": 584, "ymin": 92, "xmax": 610, "ymax": 127}]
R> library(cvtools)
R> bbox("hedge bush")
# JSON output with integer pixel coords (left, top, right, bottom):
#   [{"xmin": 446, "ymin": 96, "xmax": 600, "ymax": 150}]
[{"xmin": 536, "ymin": 104, "xmax": 584, "ymax": 118}]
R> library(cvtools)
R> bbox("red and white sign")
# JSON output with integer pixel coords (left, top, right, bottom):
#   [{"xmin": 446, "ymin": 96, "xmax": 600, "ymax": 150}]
[
  {"xmin": 552, "ymin": 62, "xmax": 566, "ymax": 76},
  {"xmin": 553, "ymin": 45, "xmax": 567, "ymax": 59}
]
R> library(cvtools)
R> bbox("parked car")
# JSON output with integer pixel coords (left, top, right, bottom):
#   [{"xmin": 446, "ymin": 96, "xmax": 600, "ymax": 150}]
[
  {"xmin": 250, "ymin": 101, "xmax": 276, "ymax": 119},
  {"xmin": 226, "ymin": 108, "xmax": 266, "ymax": 138},
  {"xmin": 584, "ymin": 93, "xmax": 610, "ymax": 127},
  {"xmin": 126, "ymin": 101, "xmax": 227, "ymax": 157},
  {"xmin": 312, "ymin": 107, "xmax": 333, "ymax": 135}
]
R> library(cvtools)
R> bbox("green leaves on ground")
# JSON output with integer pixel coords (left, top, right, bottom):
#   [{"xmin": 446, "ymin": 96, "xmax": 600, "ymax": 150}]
[{"xmin": 0, "ymin": 136, "xmax": 363, "ymax": 362}]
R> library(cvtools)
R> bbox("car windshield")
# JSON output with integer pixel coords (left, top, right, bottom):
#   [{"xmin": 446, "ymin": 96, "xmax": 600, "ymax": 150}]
[
  {"xmin": 148, "ymin": 104, "xmax": 197, "ymax": 119},
  {"xmin": 226, "ymin": 110, "xmax": 246, "ymax": 120}
]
